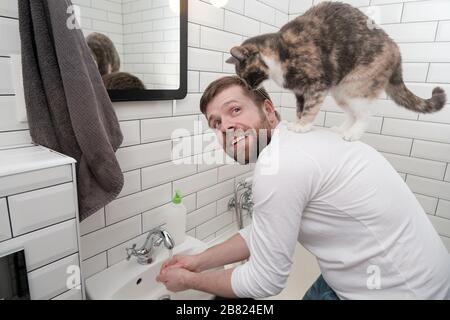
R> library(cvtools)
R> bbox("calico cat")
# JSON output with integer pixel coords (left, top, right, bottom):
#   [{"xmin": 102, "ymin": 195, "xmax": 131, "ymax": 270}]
[
  {"xmin": 86, "ymin": 32, "xmax": 121, "ymax": 76},
  {"xmin": 226, "ymin": 2, "xmax": 446, "ymax": 141}
]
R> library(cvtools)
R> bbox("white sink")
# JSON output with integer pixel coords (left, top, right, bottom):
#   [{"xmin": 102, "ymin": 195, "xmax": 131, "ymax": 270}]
[{"xmin": 85, "ymin": 236, "xmax": 215, "ymax": 300}]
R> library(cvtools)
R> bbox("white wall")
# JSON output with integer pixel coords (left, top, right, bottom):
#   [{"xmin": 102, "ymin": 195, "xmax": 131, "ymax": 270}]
[
  {"xmin": 0, "ymin": 0, "xmax": 449, "ymax": 280},
  {"xmin": 71, "ymin": 0, "xmax": 125, "ymax": 58}
]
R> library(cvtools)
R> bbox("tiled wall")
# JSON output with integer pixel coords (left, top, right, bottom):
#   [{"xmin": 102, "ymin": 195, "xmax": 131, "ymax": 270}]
[{"xmin": 0, "ymin": 0, "xmax": 449, "ymax": 281}]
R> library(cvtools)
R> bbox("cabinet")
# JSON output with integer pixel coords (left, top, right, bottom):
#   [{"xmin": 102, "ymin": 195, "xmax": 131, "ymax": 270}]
[{"xmin": 0, "ymin": 145, "xmax": 83, "ymax": 300}]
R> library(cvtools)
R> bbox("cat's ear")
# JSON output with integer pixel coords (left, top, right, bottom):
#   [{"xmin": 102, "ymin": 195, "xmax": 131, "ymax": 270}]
[{"xmin": 229, "ymin": 46, "xmax": 249, "ymax": 63}]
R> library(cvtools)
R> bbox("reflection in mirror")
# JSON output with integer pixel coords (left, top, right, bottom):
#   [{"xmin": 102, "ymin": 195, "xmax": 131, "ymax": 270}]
[{"xmin": 73, "ymin": 0, "xmax": 181, "ymax": 91}]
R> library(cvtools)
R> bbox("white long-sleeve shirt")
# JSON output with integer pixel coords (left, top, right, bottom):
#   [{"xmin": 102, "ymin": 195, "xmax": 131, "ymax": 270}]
[{"xmin": 231, "ymin": 120, "xmax": 450, "ymax": 300}]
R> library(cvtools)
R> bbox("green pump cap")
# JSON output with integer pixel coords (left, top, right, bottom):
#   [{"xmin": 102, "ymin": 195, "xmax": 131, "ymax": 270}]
[{"xmin": 172, "ymin": 190, "xmax": 182, "ymax": 204}]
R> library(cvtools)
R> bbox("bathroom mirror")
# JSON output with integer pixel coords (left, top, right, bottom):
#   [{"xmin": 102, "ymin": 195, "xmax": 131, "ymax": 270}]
[{"xmin": 74, "ymin": 0, "xmax": 187, "ymax": 101}]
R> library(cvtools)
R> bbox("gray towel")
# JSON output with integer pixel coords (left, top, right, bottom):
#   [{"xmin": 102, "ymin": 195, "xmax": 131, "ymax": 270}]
[{"xmin": 18, "ymin": 0, "xmax": 124, "ymax": 221}]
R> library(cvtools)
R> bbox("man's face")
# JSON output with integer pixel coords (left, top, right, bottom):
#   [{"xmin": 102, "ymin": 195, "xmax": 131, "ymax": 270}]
[{"xmin": 205, "ymin": 85, "xmax": 276, "ymax": 164}]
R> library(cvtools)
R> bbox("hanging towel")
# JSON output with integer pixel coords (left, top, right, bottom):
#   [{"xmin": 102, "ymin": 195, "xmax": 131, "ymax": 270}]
[{"xmin": 18, "ymin": 0, "xmax": 124, "ymax": 221}]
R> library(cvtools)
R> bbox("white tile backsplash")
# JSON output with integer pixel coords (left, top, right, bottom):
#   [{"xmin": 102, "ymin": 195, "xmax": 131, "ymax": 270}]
[
  {"xmin": 80, "ymin": 215, "xmax": 141, "ymax": 260},
  {"xmin": 360, "ymin": 4, "xmax": 404, "ymax": 25},
  {"xmin": 188, "ymin": 0, "xmax": 224, "ymax": 29},
  {"xmin": 0, "ymin": 18, "xmax": 20, "ymax": 55},
  {"xmin": 0, "ymin": 58, "xmax": 14, "ymax": 94},
  {"xmin": 188, "ymin": 47, "xmax": 224, "ymax": 72},
  {"xmin": 428, "ymin": 214, "xmax": 450, "ymax": 238},
  {"xmin": 105, "ymin": 182, "xmax": 171, "ymax": 225},
  {"xmin": 200, "ymin": 26, "xmax": 243, "ymax": 52},
  {"xmin": 80, "ymin": 209, "xmax": 106, "ymax": 236},
  {"xmin": 399, "ymin": 42, "xmax": 450, "ymax": 63},
  {"xmin": 224, "ymin": 10, "xmax": 261, "ymax": 37},
  {"xmin": 116, "ymin": 141, "xmax": 172, "ymax": 172},
  {"xmin": 82, "ymin": 252, "xmax": 108, "ymax": 280},
  {"xmin": 414, "ymin": 193, "xmax": 438, "ymax": 215},
  {"xmin": 196, "ymin": 179, "xmax": 235, "ymax": 208},
  {"xmin": 245, "ymin": 0, "xmax": 277, "ymax": 26},
  {"xmin": 289, "ymin": 0, "xmax": 313, "ymax": 14},
  {"xmin": 119, "ymin": 120, "xmax": 141, "ymax": 147},
  {"xmin": 141, "ymin": 159, "xmax": 197, "ymax": 190},
  {"xmin": 436, "ymin": 20, "xmax": 450, "ymax": 42},
  {"xmin": 141, "ymin": 115, "xmax": 197, "ymax": 143},
  {"xmin": 406, "ymin": 175, "xmax": 450, "ymax": 201},
  {"xmin": 187, "ymin": 202, "xmax": 217, "ymax": 230},
  {"xmin": 117, "ymin": 169, "xmax": 141, "ymax": 199},
  {"xmin": 382, "ymin": 22, "xmax": 438, "ymax": 43},
  {"xmin": 382, "ymin": 152, "xmax": 447, "ymax": 180},
  {"xmin": 360, "ymin": 133, "xmax": 413, "ymax": 156},
  {"xmin": 437, "ymin": 199, "xmax": 450, "ymax": 220},
  {"xmin": 0, "ymin": 0, "xmax": 18, "ymax": 18},
  {"xmin": 173, "ymin": 168, "xmax": 218, "ymax": 196},
  {"xmin": 427, "ymin": 63, "xmax": 450, "ymax": 83},
  {"xmin": 382, "ymin": 118, "xmax": 450, "ymax": 144},
  {"xmin": 411, "ymin": 140, "xmax": 450, "ymax": 163}
]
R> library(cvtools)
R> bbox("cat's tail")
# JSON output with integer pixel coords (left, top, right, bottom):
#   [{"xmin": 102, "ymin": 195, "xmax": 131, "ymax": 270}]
[{"xmin": 386, "ymin": 63, "xmax": 446, "ymax": 113}]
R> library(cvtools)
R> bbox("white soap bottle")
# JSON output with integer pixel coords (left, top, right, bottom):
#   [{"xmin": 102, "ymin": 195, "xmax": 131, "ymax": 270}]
[{"xmin": 166, "ymin": 190, "xmax": 187, "ymax": 246}]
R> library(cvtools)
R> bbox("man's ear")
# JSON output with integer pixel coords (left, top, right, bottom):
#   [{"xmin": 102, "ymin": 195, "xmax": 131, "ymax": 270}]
[{"xmin": 229, "ymin": 46, "xmax": 249, "ymax": 63}]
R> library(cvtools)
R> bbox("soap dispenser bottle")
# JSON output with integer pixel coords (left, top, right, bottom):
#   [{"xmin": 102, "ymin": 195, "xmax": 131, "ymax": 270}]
[{"xmin": 166, "ymin": 190, "xmax": 187, "ymax": 246}]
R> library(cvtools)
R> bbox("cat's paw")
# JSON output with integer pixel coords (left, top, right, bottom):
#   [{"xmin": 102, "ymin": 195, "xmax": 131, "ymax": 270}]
[{"xmin": 287, "ymin": 122, "xmax": 312, "ymax": 133}]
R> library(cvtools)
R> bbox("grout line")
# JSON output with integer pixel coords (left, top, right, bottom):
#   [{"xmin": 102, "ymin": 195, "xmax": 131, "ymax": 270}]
[
  {"xmin": 409, "ymin": 138, "xmax": 415, "ymax": 156},
  {"xmin": 425, "ymin": 62, "xmax": 432, "ymax": 82},
  {"xmin": 434, "ymin": 20, "xmax": 440, "ymax": 41},
  {"xmin": 0, "ymin": 15, "xmax": 18, "ymax": 20}
]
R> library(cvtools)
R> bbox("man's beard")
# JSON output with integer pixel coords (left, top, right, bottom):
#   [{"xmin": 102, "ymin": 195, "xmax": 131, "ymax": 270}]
[{"xmin": 223, "ymin": 115, "xmax": 273, "ymax": 165}]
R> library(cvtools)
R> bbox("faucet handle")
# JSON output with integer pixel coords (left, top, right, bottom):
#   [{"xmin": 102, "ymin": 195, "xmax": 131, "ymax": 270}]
[{"xmin": 126, "ymin": 244, "xmax": 137, "ymax": 261}]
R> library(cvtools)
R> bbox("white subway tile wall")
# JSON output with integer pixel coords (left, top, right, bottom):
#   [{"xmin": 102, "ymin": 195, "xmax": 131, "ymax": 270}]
[{"xmin": 0, "ymin": 0, "xmax": 448, "ymax": 280}]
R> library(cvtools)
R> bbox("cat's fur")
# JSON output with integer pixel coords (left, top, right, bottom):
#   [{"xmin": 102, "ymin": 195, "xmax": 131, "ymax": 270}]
[
  {"xmin": 86, "ymin": 32, "xmax": 121, "ymax": 76},
  {"xmin": 226, "ymin": 2, "xmax": 446, "ymax": 141}
]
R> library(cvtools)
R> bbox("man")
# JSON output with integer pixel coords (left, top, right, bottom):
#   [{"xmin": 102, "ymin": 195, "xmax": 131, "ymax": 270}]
[{"xmin": 156, "ymin": 76, "xmax": 450, "ymax": 299}]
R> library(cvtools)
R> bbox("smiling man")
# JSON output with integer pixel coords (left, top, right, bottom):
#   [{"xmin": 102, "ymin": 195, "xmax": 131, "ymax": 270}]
[{"xmin": 156, "ymin": 76, "xmax": 450, "ymax": 300}]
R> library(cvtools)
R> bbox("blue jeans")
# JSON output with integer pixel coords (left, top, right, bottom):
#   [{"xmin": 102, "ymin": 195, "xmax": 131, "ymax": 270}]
[{"xmin": 302, "ymin": 275, "xmax": 340, "ymax": 300}]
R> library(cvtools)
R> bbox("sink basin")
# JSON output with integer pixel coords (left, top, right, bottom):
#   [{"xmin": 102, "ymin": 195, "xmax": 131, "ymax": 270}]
[{"xmin": 85, "ymin": 236, "xmax": 214, "ymax": 300}]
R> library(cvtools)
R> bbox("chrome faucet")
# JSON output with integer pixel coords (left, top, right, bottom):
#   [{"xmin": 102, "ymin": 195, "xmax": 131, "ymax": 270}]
[{"xmin": 126, "ymin": 228, "xmax": 175, "ymax": 265}]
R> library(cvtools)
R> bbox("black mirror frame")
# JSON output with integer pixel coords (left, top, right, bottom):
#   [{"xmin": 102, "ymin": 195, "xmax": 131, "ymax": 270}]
[{"xmin": 107, "ymin": 0, "xmax": 187, "ymax": 102}]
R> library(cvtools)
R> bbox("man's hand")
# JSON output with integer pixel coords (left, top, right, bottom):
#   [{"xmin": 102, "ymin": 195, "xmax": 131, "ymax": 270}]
[
  {"xmin": 156, "ymin": 266, "xmax": 194, "ymax": 292},
  {"xmin": 159, "ymin": 254, "xmax": 201, "ymax": 275}
]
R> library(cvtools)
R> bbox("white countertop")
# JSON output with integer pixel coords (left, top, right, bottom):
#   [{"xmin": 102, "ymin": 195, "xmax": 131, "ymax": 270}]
[{"xmin": 0, "ymin": 145, "xmax": 76, "ymax": 177}]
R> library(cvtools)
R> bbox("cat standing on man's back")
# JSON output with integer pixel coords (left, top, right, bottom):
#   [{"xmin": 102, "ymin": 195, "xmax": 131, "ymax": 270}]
[{"xmin": 226, "ymin": 2, "xmax": 446, "ymax": 141}]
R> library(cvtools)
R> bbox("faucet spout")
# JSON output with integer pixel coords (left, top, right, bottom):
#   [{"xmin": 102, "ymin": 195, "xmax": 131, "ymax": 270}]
[{"xmin": 154, "ymin": 229, "xmax": 175, "ymax": 250}]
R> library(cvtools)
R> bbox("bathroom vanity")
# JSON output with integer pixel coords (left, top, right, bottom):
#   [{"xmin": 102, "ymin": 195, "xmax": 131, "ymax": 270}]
[{"xmin": 0, "ymin": 145, "xmax": 83, "ymax": 300}]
